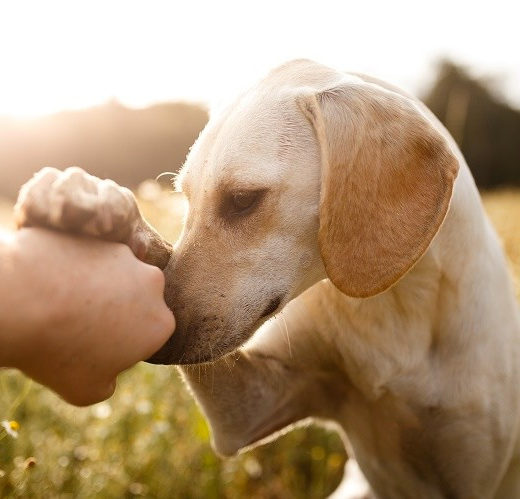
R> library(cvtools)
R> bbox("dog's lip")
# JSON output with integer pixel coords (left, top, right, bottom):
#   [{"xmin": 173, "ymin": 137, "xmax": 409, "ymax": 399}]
[{"xmin": 259, "ymin": 294, "xmax": 284, "ymax": 319}]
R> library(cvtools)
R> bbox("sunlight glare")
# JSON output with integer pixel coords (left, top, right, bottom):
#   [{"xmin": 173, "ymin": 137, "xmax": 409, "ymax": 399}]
[{"xmin": 0, "ymin": 0, "xmax": 519, "ymax": 118}]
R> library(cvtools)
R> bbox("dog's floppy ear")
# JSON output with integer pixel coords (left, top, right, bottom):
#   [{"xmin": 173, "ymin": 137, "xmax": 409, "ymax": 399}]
[{"xmin": 297, "ymin": 82, "xmax": 459, "ymax": 297}]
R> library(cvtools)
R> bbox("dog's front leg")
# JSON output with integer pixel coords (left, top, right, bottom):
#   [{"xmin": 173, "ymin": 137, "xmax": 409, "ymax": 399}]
[
  {"xmin": 181, "ymin": 344, "xmax": 310, "ymax": 456},
  {"xmin": 180, "ymin": 290, "xmax": 345, "ymax": 457}
]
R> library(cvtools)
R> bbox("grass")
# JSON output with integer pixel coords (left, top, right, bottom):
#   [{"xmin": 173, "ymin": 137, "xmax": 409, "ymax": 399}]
[{"xmin": 1, "ymin": 187, "xmax": 519, "ymax": 498}]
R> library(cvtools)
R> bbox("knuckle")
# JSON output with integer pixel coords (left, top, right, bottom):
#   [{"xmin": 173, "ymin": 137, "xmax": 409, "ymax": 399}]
[
  {"xmin": 35, "ymin": 166, "xmax": 61, "ymax": 184},
  {"xmin": 147, "ymin": 265, "xmax": 166, "ymax": 289},
  {"xmin": 63, "ymin": 166, "xmax": 87, "ymax": 177},
  {"xmin": 102, "ymin": 379, "xmax": 117, "ymax": 400},
  {"xmin": 14, "ymin": 169, "xmax": 62, "ymax": 227},
  {"xmin": 63, "ymin": 391, "xmax": 94, "ymax": 407},
  {"xmin": 129, "ymin": 233, "xmax": 149, "ymax": 261},
  {"xmin": 114, "ymin": 241, "xmax": 133, "ymax": 258},
  {"xmin": 68, "ymin": 380, "xmax": 116, "ymax": 407},
  {"xmin": 148, "ymin": 309, "xmax": 175, "ymax": 354},
  {"xmin": 162, "ymin": 309, "xmax": 176, "ymax": 332}
]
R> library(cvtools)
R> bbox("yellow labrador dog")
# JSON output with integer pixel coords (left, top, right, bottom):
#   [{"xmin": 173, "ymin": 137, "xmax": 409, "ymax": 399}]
[{"xmin": 15, "ymin": 59, "xmax": 520, "ymax": 498}]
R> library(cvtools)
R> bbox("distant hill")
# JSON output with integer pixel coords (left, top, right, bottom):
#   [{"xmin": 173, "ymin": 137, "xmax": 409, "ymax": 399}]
[
  {"xmin": 0, "ymin": 101, "xmax": 208, "ymax": 200},
  {"xmin": 424, "ymin": 61, "xmax": 520, "ymax": 188}
]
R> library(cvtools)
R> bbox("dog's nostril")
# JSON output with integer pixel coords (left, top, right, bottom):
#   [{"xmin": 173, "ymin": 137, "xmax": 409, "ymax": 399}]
[{"xmin": 260, "ymin": 295, "xmax": 283, "ymax": 318}]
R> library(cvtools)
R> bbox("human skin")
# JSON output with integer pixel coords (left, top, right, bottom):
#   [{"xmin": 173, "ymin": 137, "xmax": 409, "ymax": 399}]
[{"xmin": 0, "ymin": 228, "xmax": 175, "ymax": 406}]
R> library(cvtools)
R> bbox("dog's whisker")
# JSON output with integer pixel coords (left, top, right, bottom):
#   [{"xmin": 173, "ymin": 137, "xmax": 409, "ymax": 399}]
[
  {"xmin": 208, "ymin": 343, "xmax": 216, "ymax": 394},
  {"xmin": 223, "ymin": 354, "xmax": 233, "ymax": 374},
  {"xmin": 280, "ymin": 313, "xmax": 292, "ymax": 359},
  {"xmin": 155, "ymin": 171, "xmax": 177, "ymax": 184}
]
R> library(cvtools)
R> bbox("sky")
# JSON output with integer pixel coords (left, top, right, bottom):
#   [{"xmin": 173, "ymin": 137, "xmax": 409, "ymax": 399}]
[{"xmin": 0, "ymin": 0, "xmax": 519, "ymax": 117}]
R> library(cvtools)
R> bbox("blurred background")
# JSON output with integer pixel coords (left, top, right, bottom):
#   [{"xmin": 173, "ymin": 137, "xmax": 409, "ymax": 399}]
[{"xmin": 1, "ymin": 1, "xmax": 519, "ymax": 497}]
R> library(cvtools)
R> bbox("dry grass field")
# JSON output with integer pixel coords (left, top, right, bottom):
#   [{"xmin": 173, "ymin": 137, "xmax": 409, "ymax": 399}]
[{"xmin": 0, "ymin": 188, "xmax": 519, "ymax": 498}]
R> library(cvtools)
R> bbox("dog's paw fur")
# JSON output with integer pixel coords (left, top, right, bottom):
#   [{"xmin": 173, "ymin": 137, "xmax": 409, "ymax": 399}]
[{"xmin": 14, "ymin": 166, "xmax": 139, "ymax": 241}]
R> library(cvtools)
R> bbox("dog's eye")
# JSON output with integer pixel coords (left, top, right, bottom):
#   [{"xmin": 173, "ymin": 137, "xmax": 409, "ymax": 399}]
[
  {"xmin": 220, "ymin": 189, "xmax": 266, "ymax": 219},
  {"xmin": 232, "ymin": 191, "xmax": 259, "ymax": 211}
]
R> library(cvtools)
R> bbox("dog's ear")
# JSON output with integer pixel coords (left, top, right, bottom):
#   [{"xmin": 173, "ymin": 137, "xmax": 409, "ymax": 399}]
[{"xmin": 297, "ymin": 82, "xmax": 459, "ymax": 298}]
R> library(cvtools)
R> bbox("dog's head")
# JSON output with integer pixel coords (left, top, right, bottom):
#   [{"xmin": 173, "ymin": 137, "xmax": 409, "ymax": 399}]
[{"xmin": 148, "ymin": 59, "xmax": 459, "ymax": 365}]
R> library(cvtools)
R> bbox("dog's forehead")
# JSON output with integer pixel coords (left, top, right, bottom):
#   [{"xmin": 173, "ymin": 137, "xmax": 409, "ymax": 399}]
[
  {"xmin": 181, "ymin": 92, "xmax": 295, "ymax": 194},
  {"xmin": 179, "ymin": 59, "xmax": 358, "ymax": 196}
]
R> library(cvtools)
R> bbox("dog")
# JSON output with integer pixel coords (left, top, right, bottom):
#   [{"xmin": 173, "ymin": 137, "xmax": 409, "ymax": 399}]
[{"xmin": 15, "ymin": 59, "xmax": 520, "ymax": 498}]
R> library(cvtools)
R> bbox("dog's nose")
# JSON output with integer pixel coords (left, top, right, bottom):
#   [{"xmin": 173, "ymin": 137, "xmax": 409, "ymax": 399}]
[{"xmin": 145, "ymin": 255, "xmax": 183, "ymax": 364}]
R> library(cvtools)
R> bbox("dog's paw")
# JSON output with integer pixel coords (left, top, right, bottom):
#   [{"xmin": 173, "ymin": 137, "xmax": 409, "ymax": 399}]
[{"xmin": 14, "ymin": 167, "xmax": 140, "ymax": 241}]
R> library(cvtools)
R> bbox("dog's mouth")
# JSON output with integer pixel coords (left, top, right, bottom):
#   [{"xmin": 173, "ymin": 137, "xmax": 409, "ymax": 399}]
[
  {"xmin": 259, "ymin": 294, "xmax": 283, "ymax": 319},
  {"xmin": 146, "ymin": 293, "xmax": 286, "ymax": 366}
]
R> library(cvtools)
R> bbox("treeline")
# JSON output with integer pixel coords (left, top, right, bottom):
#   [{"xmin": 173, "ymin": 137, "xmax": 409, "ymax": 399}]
[{"xmin": 424, "ymin": 61, "xmax": 520, "ymax": 188}]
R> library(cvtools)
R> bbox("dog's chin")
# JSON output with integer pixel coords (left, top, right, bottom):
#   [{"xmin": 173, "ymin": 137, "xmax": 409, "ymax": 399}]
[
  {"xmin": 146, "ymin": 325, "xmax": 256, "ymax": 365},
  {"xmin": 146, "ymin": 348, "xmax": 216, "ymax": 366},
  {"xmin": 145, "ymin": 325, "xmax": 252, "ymax": 366}
]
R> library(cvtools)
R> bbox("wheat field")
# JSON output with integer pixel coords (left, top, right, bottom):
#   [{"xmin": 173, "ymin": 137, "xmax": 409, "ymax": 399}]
[{"xmin": 0, "ymin": 188, "xmax": 519, "ymax": 498}]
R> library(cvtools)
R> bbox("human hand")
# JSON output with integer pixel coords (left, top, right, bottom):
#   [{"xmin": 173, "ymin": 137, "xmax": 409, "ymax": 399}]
[{"xmin": 0, "ymin": 228, "xmax": 175, "ymax": 405}]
